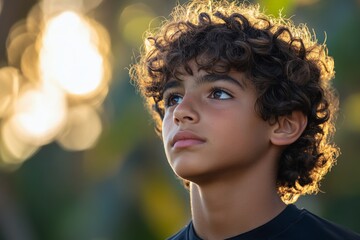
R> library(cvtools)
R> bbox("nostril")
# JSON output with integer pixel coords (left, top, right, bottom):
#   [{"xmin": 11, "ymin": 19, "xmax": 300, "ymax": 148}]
[{"xmin": 184, "ymin": 116, "xmax": 193, "ymax": 121}]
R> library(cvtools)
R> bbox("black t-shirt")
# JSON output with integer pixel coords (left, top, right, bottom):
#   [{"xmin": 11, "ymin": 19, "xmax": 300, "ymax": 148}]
[{"xmin": 167, "ymin": 204, "xmax": 360, "ymax": 240}]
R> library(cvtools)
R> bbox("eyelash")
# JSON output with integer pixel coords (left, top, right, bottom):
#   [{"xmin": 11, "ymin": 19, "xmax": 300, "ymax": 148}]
[
  {"xmin": 209, "ymin": 87, "xmax": 233, "ymax": 99},
  {"xmin": 163, "ymin": 87, "xmax": 233, "ymax": 108},
  {"xmin": 163, "ymin": 92, "xmax": 182, "ymax": 108}
]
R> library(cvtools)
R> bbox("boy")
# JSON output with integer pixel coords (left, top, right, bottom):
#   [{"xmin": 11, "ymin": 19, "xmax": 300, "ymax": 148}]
[{"xmin": 130, "ymin": 0, "xmax": 360, "ymax": 239}]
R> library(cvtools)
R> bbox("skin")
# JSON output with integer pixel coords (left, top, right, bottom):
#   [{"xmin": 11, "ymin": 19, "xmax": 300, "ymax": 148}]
[{"xmin": 161, "ymin": 61, "xmax": 303, "ymax": 239}]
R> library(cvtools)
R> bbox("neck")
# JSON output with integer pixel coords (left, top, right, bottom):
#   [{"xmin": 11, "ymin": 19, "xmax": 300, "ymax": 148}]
[{"xmin": 190, "ymin": 154, "xmax": 286, "ymax": 240}]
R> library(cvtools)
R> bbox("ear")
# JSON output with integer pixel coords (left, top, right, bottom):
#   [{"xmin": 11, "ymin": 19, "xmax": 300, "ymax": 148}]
[{"xmin": 270, "ymin": 111, "xmax": 307, "ymax": 146}]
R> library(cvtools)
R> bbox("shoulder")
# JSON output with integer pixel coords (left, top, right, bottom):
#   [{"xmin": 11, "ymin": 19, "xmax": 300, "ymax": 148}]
[{"xmin": 277, "ymin": 206, "xmax": 360, "ymax": 240}]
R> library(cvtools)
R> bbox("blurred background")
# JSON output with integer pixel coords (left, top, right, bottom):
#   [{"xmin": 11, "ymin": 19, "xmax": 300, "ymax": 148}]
[{"xmin": 0, "ymin": 0, "xmax": 359, "ymax": 239}]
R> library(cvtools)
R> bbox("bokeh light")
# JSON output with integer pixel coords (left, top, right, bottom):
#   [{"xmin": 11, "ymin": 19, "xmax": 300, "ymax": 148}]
[
  {"xmin": 0, "ymin": 67, "xmax": 21, "ymax": 118},
  {"xmin": 6, "ymin": 29, "xmax": 36, "ymax": 68},
  {"xmin": 21, "ymin": 44, "xmax": 40, "ymax": 83},
  {"xmin": 39, "ymin": 11, "xmax": 104, "ymax": 96},
  {"xmin": 7, "ymin": 84, "xmax": 67, "ymax": 146},
  {"xmin": 1, "ymin": 120, "xmax": 39, "ymax": 165},
  {"xmin": 57, "ymin": 104, "xmax": 102, "ymax": 151},
  {"xmin": 0, "ymin": 0, "xmax": 112, "ymax": 166},
  {"xmin": 344, "ymin": 93, "xmax": 360, "ymax": 132},
  {"xmin": 118, "ymin": 3, "xmax": 159, "ymax": 47},
  {"xmin": 40, "ymin": 0, "xmax": 103, "ymax": 16}
]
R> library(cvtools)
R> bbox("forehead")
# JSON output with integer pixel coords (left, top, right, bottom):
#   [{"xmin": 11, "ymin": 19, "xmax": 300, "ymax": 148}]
[
  {"xmin": 169, "ymin": 59, "xmax": 248, "ymax": 87},
  {"xmin": 161, "ymin": 61, "xmax": 250, "ymax": 97}
]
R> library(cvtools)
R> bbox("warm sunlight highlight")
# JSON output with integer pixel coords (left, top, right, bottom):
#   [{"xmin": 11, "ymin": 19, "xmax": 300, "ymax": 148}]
[
  {"xmin": 7, "ymin": 84, "xmax": 67, "ymax": 146},
  {"xmin": 0, "ymin": 67, "xmax": 20, "ymax": 118},
  {"xmin": 1, "ymin": 120, "xmax": 39, "ymax": 164},
  {"xmin": 39, "ymin": 11, "xmax": 104, "ymax": 96},
  {"xmin": 57, "ymin": 105, "xmax": 102, "ymax": 151},
  {"xmin": 0, "ymin": 1, "xmax": 112, "ymax": 168}
]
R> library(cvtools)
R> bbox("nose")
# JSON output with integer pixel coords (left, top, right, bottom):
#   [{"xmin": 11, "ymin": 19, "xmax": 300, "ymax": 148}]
[{"xmin": 173, "ymin": 94, "xmax": 199, "ymax": 125}]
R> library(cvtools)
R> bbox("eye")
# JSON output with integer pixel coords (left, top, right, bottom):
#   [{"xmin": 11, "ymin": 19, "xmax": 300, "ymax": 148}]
[
  {"xmin": 209, "ymin": 88, "xmax": 232, "ymax": 100},
  {"xmin": 164, "ymin": 93, "xmax": 183, "ymax": 107}
]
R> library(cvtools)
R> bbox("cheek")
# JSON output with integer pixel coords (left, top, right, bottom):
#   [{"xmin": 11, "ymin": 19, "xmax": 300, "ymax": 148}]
[
  {"xmin": 213, "ymin": 109, "xmax": 268, "ymax": 144},
  {"xmin": 161, "ymin": 113, "xmax": 172, "ymax": 145}
]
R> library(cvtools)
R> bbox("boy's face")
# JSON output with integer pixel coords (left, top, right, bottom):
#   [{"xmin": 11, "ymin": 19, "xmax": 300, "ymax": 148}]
[{"xmin": 161, "ymin": 61, "xmax": 274, "ymax": 183}]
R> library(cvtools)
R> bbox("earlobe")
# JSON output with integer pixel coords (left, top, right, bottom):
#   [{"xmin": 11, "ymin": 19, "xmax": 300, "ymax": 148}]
[{"xmin": 270, "ymin": 111, "xmax": 308, "ymax": 146}]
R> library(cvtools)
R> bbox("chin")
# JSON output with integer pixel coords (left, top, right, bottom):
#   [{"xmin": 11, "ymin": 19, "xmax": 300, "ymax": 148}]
[
  {"xmin": 172, "ymin": 163, "xmax": 204, "ymax": 181},
  {"xmin": 173, "ymin": 166, "xmax": 215, "ymax": 185}
]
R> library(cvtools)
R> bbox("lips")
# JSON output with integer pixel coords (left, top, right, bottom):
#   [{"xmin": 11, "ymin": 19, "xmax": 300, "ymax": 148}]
[{"xmin": 171, "ymin": 131, "xmax": 206, "ymax": 149}]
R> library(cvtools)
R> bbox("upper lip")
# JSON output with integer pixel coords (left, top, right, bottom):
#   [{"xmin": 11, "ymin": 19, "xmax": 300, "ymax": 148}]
[{"xmin": 171, "ymin": 130, "xmax": 205, "ymax": 147}]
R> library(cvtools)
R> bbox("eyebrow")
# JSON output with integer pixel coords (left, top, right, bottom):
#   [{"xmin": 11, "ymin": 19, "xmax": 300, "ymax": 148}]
[
  {"xmin": 200, "ymin": 74, "xmax": 244, "ymax": 89},
  {"xmin": 162, "ymin": 73, "xmax": 245, "ymax": 94}
]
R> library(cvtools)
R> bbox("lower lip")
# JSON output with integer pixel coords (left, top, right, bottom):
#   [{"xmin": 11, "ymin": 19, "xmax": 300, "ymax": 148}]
[{"xmin": 173, "ymin": 139, "xmax": 204, "ymax": 149}]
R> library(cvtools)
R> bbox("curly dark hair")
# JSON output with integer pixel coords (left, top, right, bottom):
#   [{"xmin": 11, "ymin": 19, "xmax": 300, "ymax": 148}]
[{"xmin": 130, "ymin": 0, "xmax": 340, "ymax": 203}]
